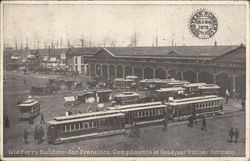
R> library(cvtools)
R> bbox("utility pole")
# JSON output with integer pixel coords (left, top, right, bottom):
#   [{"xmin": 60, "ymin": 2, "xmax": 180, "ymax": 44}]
[
  {"xmin": 155, "ymin": 28, "xmax": 158, "ymax": 47},
  {"xmin": 15, "ymin": 36, "xmax": 18, "ymax": 50},
  {"xmin": 25, "ymin": 37, "xmax": 29, "ymax": 50}
]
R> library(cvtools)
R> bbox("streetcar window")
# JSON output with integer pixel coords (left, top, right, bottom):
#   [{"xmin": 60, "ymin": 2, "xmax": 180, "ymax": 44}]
[
  {"xmin": 71, "ymin": 124, "xmax": 75, "ymax": 131},
  {"xmin": 92, "ymin": 121, "xmax": 95, "ymax": 128},
  {"xmin": 80, "ymin": 122, "xmax": 84, "ymax": 129},
  {"xmin": 158, "ymin": 109, "xmax": 162, "ymax": 115},
  {"xmin": 67, "ymin": 124, "xmax": 71, "ymax": 131},
  {"xmin": 89, "ymin": 122, "xmax": 92, "ymax": 128},
  {"xmin": 76, "ymin": 123, "xmax": 79, "ymax": 130},
  {"xmin": 61, "ymin": 125, "xmax": 66, "ymax": 132},
  {"xmin": 84, "ymin": 122, "xmax": 89, "ymax": 129}
]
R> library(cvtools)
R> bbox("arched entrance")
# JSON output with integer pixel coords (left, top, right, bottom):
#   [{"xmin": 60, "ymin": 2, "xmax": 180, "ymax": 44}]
[
  {"xmin": 125, "ymin": 66, "xmax": 132, "ymax": 77},
  {"xmin": 183, "ymin": 71, "xmax": 197, "ymax": 83},
  {"xmin": 168, "ymin": 69, "xmax": 182, "ymax": 80},
  {"xmin": 134, "ymin": 67, "xmax": 143, "ymax": 80},
  {"xmin": 215, "ymin": 72, "xmax": 232, "ymax": 96},
  {"xmin": 102, "ymin": 65, "xmax": 108, "ymax": 81},
  {"xmin": 155, "ymin": 68, "xmax": 166, "ymax": 79},
  {"xmin": 144, "ymin": 67, "xmax": 154, "ymax": 79},
  {"xmin": 109, "ymin": 65, "xmax": 115, "ymax": 80},
  {"xmin": 235, "ymin": 74, "xmax": 246, "ymax": 99},
  {"xmin": 117, "ymin": 65, "xmax": 124, "ymax": 78},
  {"xmin": 198, "ymin": 71, "xmax": 214, "ymax": 84},
  {"xmin": 90, "ymin": 64, "xmax": 95, "ymax": 77}
]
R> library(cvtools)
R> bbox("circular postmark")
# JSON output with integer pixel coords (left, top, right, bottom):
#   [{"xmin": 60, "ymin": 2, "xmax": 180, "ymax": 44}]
[{"xmin": 189, "ymin": 9, "xmax": 218, "ymax": 39}]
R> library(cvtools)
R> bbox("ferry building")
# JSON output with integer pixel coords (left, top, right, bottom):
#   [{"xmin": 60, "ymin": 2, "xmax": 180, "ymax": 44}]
[{"xmin": 66, "ymin": 44, "xmax": 246, "ymax": 97}]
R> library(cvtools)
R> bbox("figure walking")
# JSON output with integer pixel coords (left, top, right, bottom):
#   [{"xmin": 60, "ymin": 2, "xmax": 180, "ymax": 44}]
[
  {"xmin": 4, "ymin": 115, "xmax": 10, "ymax": 128},
  {"xmin": 40, "ymin": 112, "xmax": 45, "ymax": 124},
  {"xmin": 40, "ymin": 126, "xmax": 45, "ymax": 143},
  {"xmin": 201, "ymin": 116, "xmax": 207, "ymax": 131},
  {"xmin": 34, "ymin": 126, "xmax": 38, "ymax": 141},
  {"xmin": 234, "ymin": 128, "xmax": 239, "ymax": 143},
  {"xmin": 229, "ymin": 127, "xmax": 234, "ymax": 143},
  {"xmin": 24, "ymin": 129, "xmax": 28, "ymax": 144},
  {"xmin": 241, "ymin": 99, "xmax": 245, "ymax": 111},
  {"xmin": 225, "ymin": 89, "xmax": 230, "ymax": 104}
]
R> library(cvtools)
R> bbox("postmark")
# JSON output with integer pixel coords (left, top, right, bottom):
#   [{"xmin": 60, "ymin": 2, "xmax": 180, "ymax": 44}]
[{"xmin": 189, "ymin": 9, "xmax": 218, "ymax": 39}]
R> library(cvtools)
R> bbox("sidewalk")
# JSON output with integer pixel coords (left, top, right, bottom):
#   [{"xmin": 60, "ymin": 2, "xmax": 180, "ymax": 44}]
[{"xmin": 223, "ymin": 98, "xmax": 243, "ymax": 113}]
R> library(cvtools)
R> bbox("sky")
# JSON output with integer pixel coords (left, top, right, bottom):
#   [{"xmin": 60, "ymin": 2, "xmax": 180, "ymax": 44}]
[{"xmin": 3, "ymin": 3, "xmax": 247, "ymax": 49}]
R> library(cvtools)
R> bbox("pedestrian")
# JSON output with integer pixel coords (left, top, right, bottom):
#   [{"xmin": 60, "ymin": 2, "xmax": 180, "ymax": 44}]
[
  {"xmin": 34, "ymin": 126, "xmax": 38, "ymax": 141},
  {"xmin": 192, "ymin": 112, "xmax": 198, "ymax": 125},
  {"xmin": 229, "ymin": 127, "xmax": 234, "ymax": 143},
  {"xmin": 232, "ymin": 89, "xmax": 236, "ymax": 100},
  {"xmin": 241, "ymin": 99, "xmax": 245, "ymax": 111},
  {"xmin": 40, "ymin": 112, "xmax": 45, "ymax": 124},
  {"xmin": 37, "ymin": 127, "xmax": 41, "ymax": 144},
  {"xmin": 163, "ymin": 119, "xmax": 168, "ymax": 132},
  {"xmin": 69, "ymin": 109, "xmax": 72, "ymax": 115},
  {"xmin": 225, "ymin": 89, "xmax": 230, "ymax": 104},
  {"xmin": 4, "ymin": 115, "xmax": 10, "ymax": 128},
  {"xmin": 39, "ymin": 126, "xmax": 45, "ymax": 143},
  {"xmin": 24, "ymin": 129, "xmax": 28, "ymax": 144},
  {"xmin": 234, "ymin": 128, "xmax": 239, "ymax": 143},
  {"xmin": 29, "ymin": 116, "xmax": 34, "ymax": 124},
  {"xmin": 201, "ymin": 116, "xmax": 207, "ymax": 131}
]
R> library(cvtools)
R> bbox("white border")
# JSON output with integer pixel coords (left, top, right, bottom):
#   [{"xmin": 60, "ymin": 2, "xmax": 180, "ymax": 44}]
[{"xmin": 1, "ymin": 1, "xmax": 249, "ymax": 161}]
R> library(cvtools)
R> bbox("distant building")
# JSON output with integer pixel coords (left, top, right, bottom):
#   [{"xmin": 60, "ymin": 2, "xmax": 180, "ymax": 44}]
[
  {"xmin": 66, "ymin": 47, "xmax": 101, "ymax": 74},
  {"xmin": 66, "ymin": 45, "xmax": 246, "ymax": 97}
]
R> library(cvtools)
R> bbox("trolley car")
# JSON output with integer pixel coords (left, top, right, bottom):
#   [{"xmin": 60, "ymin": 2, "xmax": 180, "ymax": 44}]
[
  {"xmin": 152, "ymin": 87, "xmax": 185, "ymax": 102},
  {"xmin": 107, "ymin": 102, "xmax": 166, "ymax": 128},
  {"xmin": 47, "ymin": 111, "xmax": 125, "ymax": 144},
  {"xmin": 114, "ymin": 78, "xmax": 134, "ymax": 89},
  {"xmin": 198, "ymin": 84, "xmax": 220, "ymax": 95},
  {"xmin": 17, "ymin": 98, "xmax": 40, "ymax": 120},
  {"xmin": 113, "ymin": 92, "xmax": 140, "ymax": 105},
  {"xmin": 166, "ymin": 95, "xmax": 223, "ymax": 121}
]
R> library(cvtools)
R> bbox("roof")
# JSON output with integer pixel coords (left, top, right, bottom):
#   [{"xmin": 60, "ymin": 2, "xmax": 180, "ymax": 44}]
[
  {"xmin": 64, "ymin": 96, "xmax": 76, "ymax": 102},
  {"xmin": 169, "ymin": 97, "xmax": 223, "ymax": 106},
  {"xmin": 183, "ymin": 83, "xmax": 206, "ymax": 87},
  {"xmin": 106, "ymin": 102, "xmax": 162, "ymax": 110},
  {"xmin": 97, "ymin": 45, "xmax": 239, "ymax": 59},
  {"xmin": 48, "ymin": 113, "xmax": 124, "ymax": 125},
  {"xmin": 115, "ymin": 92, "xmax": 139, "ymax": 98},
  {"xmin": 18, "ymin": 99, "xmax": 39, "ymax": 107},
  {"xmin": 213, "ymin": 45, "xmax": 246, "ymax": 63},
  {"xmin": 169, "ymin": 95, "xmax": 222, "ymax": 105},
  {"xmin": 54, "ymin": 110, "xmax": 118, "ymax": 121},
  {"xmin": 66, "ymin": 47, "xmax": 101, "ymax": 57},
  {"xmin": 199, "ymin": 84, "xmax": 221, "ymax": 89},
  {"xmin": 155, "ymin": 87, "xmax": 185, "ymax": 92},
  {"xmin": 118, "ymin": 104, "xmax": 166, "ymax": 112}
]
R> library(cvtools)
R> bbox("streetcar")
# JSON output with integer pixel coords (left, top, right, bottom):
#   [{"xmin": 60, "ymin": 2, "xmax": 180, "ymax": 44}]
[
  {"xmin": 113, "ymin": 92, "xmax": 140, "ymax": 105},
  {"xmin": 198, "ymin": 84, "xmax": 220, "ymax": 95},
  {"xmin": 107, "ymin": 102, "xmax": 166, "ymax": 128},
  {"xmin": 74, "ymin": 89, "xmax": 112, "ymax": 103},
  {"xmin": 152, "ymin": 87, "xmax": 185, "ymax": 102},
  {"xmin": 17, "ymin": 98, "xmax": 40, "ymax": 120},
  {"xmin": 47, "ymin": 111, "xmax": 125, "ymax": 144},
  {"xmin": 183, "ymin": 83, "xmax": 206, "ymax": 96},
  {"xmin": 167, "ymin": 80, "xmax": 189, "ymax": 88},
  {"xmin": 166, "ymin": 95, "xmax": 223, "ymax": 121},
  {"xmin": 114, "ymin": 78, "xmax": 134, "ymax": 89}
]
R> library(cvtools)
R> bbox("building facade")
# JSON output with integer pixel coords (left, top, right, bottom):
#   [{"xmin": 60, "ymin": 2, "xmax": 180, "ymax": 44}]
[{"xmin": 67, "ymin": 45, "xmax": 246, "ymax": 97}]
